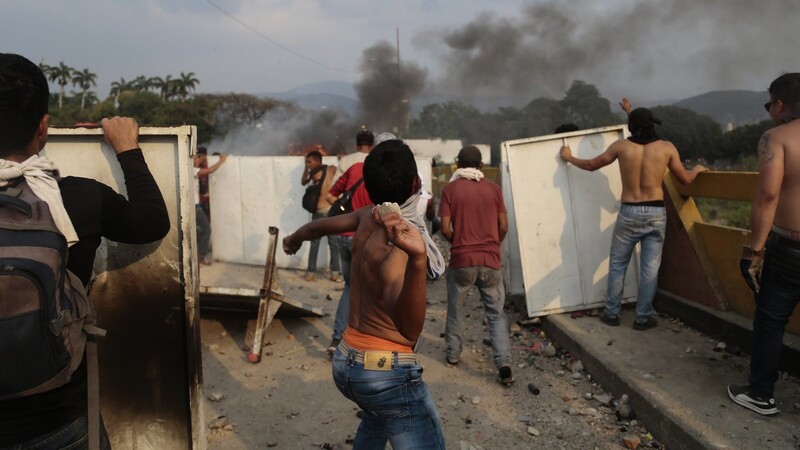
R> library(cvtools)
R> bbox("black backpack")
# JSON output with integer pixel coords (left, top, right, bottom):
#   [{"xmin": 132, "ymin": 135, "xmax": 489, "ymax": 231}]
[
  {"xmin": 302, "ymin": 165, "xmax": 327, "ymax": 213},
  {"xmin": 0, "ymin": 179, "xmax": 104, "ymax": 399},
  {"xmin": 327, "ymin": 178, "xmax": 363, "ymax": 217}
]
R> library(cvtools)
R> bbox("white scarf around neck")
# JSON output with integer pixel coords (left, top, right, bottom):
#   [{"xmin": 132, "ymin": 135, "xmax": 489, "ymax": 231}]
[
  {"xmin": 450, "ymin": 167, "xmax": 484, "ymax": 182},
  {"xmin": 386, "ymin": 191, "xmax": 446, "ymax": 280},
  {"xmin": 0, "ymin": 155, "xmax": 79, "ymax": 246}
]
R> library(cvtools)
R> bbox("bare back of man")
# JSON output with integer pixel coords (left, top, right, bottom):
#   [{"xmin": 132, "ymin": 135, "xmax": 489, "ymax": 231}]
[
  {"xmin": 561, "ymin": 136, "xmax": 706, "ymax": 196},
  {"xmin": 316, "ymin": 166, "xmax": 337, "ymax": 211}
]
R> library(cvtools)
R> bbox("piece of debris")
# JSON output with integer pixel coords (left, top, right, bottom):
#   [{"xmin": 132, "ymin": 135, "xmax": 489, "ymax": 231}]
[
  {"xmin": 622, "ymin": 435, "xmax": 641, "ymax": 449},
  {"xmin": 209, "ymin": 344, "xmax": 220, "ymax": 352},
  {"xmin": 459, "ymin": 441, "xmax": 485, "ymax": 450},
  {"xmin": 509, "ymin": 322, "xmax": 521, "ymax": 333},
  {"xmin": 714, "ymin": 342, "xmax": 726, "ymax": 352},
  {"xmin": 724, "ymin": 343, "xmax": 742, "ymax": 356},
  {"xmin": 207, "ymin": 416, "xmax": 228, "ymax": 429},
  {"xmin": 518, "ymin": 317, "xmax": 542, "ymax": 327},
  {"xmin": 593, "ymin": 394, "xmax": 613, "ymax": 406},
  {"xmin": 527, "ymin": 383, "xmax": 540, "ymax": 395},
  {"xmin": 527, "ymin": 426, "xmax": 540, "ymax": 437},
  {"xmin": 326, "ymin": 294, "xmax": 333, "ymax": 301},
  {"xmin": 482, "ymin": 337, "xmax": 492, "ymax": 347},
  {"xmin": 223, "ymin": 424, "xmax": 234, "ymax": 431},
  {"xmin": 471, "ymin": 396, "xmax": 481, "ymax": 405},
  {"xmin": 207, "ymin": 392, "xmax": 224, "ymax": 402},
  {"xmin": 571, "ymin": 360, "xmax": 584, "ymax": 374},
  {"xmin": 685, "ymin": 347, "xmax": 692, "ymax": 353},
  {"xmin": 266, "ymin": 442, "xmax": 278, "ymax": 448},
  {"xmin": 615, "ymin": 394, "xmax": 634, "ymax": 420},
  {"xmin": 220, "ymin": 331, "xmax": 227, "ymax": 337},
  {"xmin": 607, "ymin": 339, "xmax": 614, "ymax": 346},
  {"xmin": 321, "ymin": 444, "xmax": 343, "ymax": 450},
  {"xmin": 570, "ymin": 311, "xmax": 585, "ymax": 319}
]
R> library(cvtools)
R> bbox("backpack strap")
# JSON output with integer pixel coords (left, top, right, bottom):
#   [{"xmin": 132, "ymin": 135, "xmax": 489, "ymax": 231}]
[{"xmin": 347, "ymin": 178, "xmax": 363, "ymax": 196}]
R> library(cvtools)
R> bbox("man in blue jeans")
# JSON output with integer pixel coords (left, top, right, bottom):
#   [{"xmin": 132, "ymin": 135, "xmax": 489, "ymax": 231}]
[
  {"xmin": 729, "ymin": 73, "xmax": 800, "ymax": 416},
  {"xmin": 284, "ymin": 140, "xmax": 445, "ymax": 449},
  {"xmin": 440, "ymin": 145, "xmax": 515, "ymax": 386},
  {"xmin": 560, "ymin": 98, "xmax": 707, "ymax": 330},
  {"xmin": 301, "ymin": 150, "xmax": 340, "ymax": 282}
]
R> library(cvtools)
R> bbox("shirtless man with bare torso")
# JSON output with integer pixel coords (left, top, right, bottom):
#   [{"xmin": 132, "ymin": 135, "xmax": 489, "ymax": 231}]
[
  {"xmin": 728, "ymin": 73, "xmax": 800, "ymax": 416},
  {"xmin": 284, "ymin": 140, "xmax": 445, "ymax": 449},
  {"xmin": 560, "ymin": 99, "xmax": 707, "ymax": 330}
]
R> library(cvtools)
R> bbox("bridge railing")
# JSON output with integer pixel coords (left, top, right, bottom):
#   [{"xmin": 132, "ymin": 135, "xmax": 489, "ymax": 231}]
[{"xmin": 660, "ymin": 171, "xmax": 800, "ymax": 335}]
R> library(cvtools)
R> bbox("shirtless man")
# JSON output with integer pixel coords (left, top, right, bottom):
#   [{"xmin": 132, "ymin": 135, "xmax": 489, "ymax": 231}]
[
  {"xmin": 301, "ymin": 150, "xmax": 339, "ymax": 281},
  {"xmin": 560, "ymin": 99, "xmax": 707, "ymax": 330},
  {"xmin": 728, "ymin": 73, "xmax": 800, "ymax": 416},
  {"xmin": 283, "ymin": 140, "xmax": 445, "ymax": 449}
]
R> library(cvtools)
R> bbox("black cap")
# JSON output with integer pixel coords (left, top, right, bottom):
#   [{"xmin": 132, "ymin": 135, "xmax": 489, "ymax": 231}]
[
  {"xmin": 628, "ymin": 108, "xmax": 661, "ymax": 128},
  {"xmin": 456, "ymin": 145, "xmax": 482, "ymax": 167}
]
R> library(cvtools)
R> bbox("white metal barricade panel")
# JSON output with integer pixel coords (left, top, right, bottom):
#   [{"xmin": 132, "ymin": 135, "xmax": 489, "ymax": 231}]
[
  {"xmin": 502, "ymin": 126, "xmax": 638, "ymax": 316},
  {"xmin": 405, "ymin": 139, "xmax": 490, "ymax": 165},
  {"xmin": 208, "ymin": 155, "xmax": 432, "ymax": 269},
  {"xmin": 43, "ymin": 126, "xmax": 203, "ymax": 449}
]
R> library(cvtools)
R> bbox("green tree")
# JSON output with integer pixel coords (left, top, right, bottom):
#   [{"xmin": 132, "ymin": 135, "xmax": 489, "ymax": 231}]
[
  {"xmin": 559, "ymin": 80, "xmax": 620, "ymax": 129},
  {"xmin": 109, "ymin": 77, "xmax": 132, "ymax": 104},
  {"xmin": 71, "ymin": 68, "xmax": 97, "ymax": 109},
  {"xmin": 650, "ymin": 105, "xmax": 723, "ymax": 161},
  {"xmin": 177, "ymin": 72, "xmax": 199, "ymax": 100},
  {"xmin": 718, "ymin": 119, "xmax": 774, "ymax": 162},
  {"xmin": 48, "ymin": 62, "xmax": 73, "ymax": 109}
]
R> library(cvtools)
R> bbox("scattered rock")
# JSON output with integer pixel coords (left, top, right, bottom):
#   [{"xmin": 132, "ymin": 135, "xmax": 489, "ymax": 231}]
[
  {"xmin": 543, "ymin": 345, "xmax": 557, "ymax": 357},
  {"xmin": 326, "ymin": 294, "xmax": 333, "ymax": 301},
  {"xmin": 482, "ymin": 338, "xmax": 492, "ymax": 347},
  {"xmin": 714, "ymin": 342, "xmax": 726, "ymax": 352},
  {"xmin": 356, "ymin": 410, "xmax": 363, "ymax": 418},
  {"xmin": 593, "ymin": 394, "xmax": 613, "ymax": 406},
  {"xmin": 266, "ymin": 442, "xmax": 278, "ymax": 447},
  {"xmin": 471, "ymin": 396, "xmax": 481, "ymax": 405},
  {"xmin": 240, "ymin": 343, "xmax": 251, "ymax": 352},
  {"xmin": 622, "ymin": 435, "xmax": 641, "ymax": 449},
  {"xmin": 571, "ymin": 372, "xmax": 583, "ymax": 380},
  {"xmin": 220, "ymin": 331, "xmax": 227, "ymax": 337},
  {"xmin": 298, "ymin": 364, "xmax": 310, "ymax": 371},
  {"xmin": 584, "ymin": 392, "xmax": 593, "ymax": 400},
  {"xmin": 459, "ymin": 441, "xmax": 485, "ymax": 450},
  {"xmin": 223, "ymin": 424, "xmax": 234, "ymax": 431},
  {"xmin": 571, "ymin": 360, "xmax": 584, "ymax": 374},
  {"xmin": 527, "ymin": 426, "xmax": 540, "ymax": 436},
  {"xmin": 207, "ymin": 416, "xmax": 228, "ymax": 429},
  {"xmin": 615, "ymin": 394, "xmax": 634, "ymax": 420},
  {"xmin": 209, "ymin": 344, "xmax": 220, "ymax": 352},
  {"xmin": 607, "ymin": 339, "xmax": 614, "ymax": 346},
  {"xmin": 685, "ymin": 347, "xmax": 692, "ymax": 353},
  {"xmin": 207, "ymin": 392, "xmax": 224, "ymax": 402}
]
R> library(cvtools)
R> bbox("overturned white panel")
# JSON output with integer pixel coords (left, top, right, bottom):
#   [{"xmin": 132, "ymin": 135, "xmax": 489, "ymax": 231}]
[
  {"xmin": 502, "ymin": 125, "xmax": 638, "ymax": 316},
  {"xmin": 208, "ymin": 156, "xmax": 432, "ymax": 269},
  {"xmin": 405, "ymin": 139, "xmax": 490, "ymax": 165}
]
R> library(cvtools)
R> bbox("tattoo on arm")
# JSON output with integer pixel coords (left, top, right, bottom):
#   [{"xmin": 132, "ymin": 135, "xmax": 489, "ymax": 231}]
[{"xmin": 758, "ymin": 132, "xmax": 775, "ymax": 165}]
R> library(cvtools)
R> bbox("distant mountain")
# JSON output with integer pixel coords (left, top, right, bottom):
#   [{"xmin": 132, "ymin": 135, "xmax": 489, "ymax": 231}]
[
  {"xmin": 261, "ymin": 81, "xmax": 357, "ymax": 115},
  {"xmin": 673, "ymin": 90, "xmax": 769, "ymax": 127}
]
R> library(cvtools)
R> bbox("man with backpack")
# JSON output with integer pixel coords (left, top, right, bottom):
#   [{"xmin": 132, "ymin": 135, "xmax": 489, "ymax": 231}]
[
  {"xmin": 301, "ymin": 150, "xmax": 339, "ymax": 282},
  {"xmin": 0, "ymin": 54, "xmax": 170, "ymax": 449}
]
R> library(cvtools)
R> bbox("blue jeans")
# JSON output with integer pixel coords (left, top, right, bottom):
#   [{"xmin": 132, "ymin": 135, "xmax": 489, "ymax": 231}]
[
  {"xmin": 307, "ymin": 212, "xmax": 340, "ymax": 273},
  {"xmin": 445, "ymin": 266, "xmax": 512, "ymax": 369},
  {"xmin": 2, "ymin": 415, "xmax": 111, "ymax": 450},
  {"xmin": 749, "ymin": 233, "xmax": 800, "ymax": 397},
  {"xmin": 605, "ymin": 205, "xmax": 666, "ymax": 323},
  {"xmin": 332, "ymin": 236, "xmax": 353, "ymax": 341},
  {"xmin": 195, "ymin": 205, "xmax": 211, "ymax": 258},
  {"xmin": 331, "ymin": 348, "xmax": 445, "ymax": 450}
]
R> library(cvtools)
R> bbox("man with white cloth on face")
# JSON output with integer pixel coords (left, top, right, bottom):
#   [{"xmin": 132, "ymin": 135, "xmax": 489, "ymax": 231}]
[{"xmin": 438, "ymin": 145, "xmax": 514, "ymax": 386}]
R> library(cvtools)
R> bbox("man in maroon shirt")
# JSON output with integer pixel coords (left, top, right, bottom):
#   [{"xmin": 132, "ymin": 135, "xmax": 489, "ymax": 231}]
[{"xmin": 439, "ymin": 145, "xmax": 514, "ymax": 386}]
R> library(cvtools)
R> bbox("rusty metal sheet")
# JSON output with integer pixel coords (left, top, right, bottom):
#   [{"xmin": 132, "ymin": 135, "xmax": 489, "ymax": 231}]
[{"xmin": 43, "ymin": 126, "xmax": 203, "ymax": 450}]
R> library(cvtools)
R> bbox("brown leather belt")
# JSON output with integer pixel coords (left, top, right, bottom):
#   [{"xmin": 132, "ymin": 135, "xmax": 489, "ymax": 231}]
[{"xmin": 338, "ymin": 339, "xmax": 417, "ymax": 368}]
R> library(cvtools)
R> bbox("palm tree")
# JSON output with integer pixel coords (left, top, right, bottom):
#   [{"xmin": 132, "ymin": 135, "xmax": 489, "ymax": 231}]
[
  {"xmin": 164, "ymin": 75, "xmax": 180, "ymax": 101},
  {"xmin": 149, "ymin": 76, "xmax": 167, "ymax": 100},
  {"xmin": 109, "ymin": 77, "xmax": 130, "ymax": 104},
  {"xmin": 38, "ymin": 61, "xmax": 53, "ymax": 80},
  {"xmin": 71, "ymin": 68, "xmax": 97, "ymax": 109},
  {"xmin": 131, "ymin": 75, "xmax": 149, "ymax": 94},
  {"xmin": 178, "ymin": 71, "xmax": 199, "ymax": 100},
  {"xmin": 48, "ymin": 62, "xmax": 73, "ymax": 109}
]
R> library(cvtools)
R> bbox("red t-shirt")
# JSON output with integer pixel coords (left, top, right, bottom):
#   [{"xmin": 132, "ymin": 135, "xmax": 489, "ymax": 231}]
[
  {"xmin": 438, "ymin": 178, "xmax": 506, "ymax": 269},
  {"xmin": 328, "ymin": 162, "xmax": 372, "ymax": 237}
]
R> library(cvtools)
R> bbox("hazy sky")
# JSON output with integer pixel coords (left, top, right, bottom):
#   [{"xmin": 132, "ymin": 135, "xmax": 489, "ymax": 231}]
[{"xmin": 2, "ymin": 0, "xmax": 795, "ymax": 104}]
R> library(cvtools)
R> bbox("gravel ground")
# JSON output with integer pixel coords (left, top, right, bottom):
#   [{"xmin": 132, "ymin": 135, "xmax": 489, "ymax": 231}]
[{"xmin": 200, "ymin": 266, "xmax": 659, "ymax": 450}]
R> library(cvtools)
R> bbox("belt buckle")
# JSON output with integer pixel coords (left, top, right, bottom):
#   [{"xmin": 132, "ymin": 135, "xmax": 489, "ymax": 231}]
[{"xmin": 363, "ymin": 351, "xmax": 393, "ymax": 371}]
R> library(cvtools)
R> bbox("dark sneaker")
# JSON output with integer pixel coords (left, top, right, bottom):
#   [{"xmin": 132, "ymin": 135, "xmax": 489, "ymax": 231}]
[
  {"xmin": 600, "ymin": 314, "xmax": 620, "ymax": 326},
  {"xmin": 633, "ymin": 317, "xmax": 657, "ymax": 331},
  {"xmin": 728, "ymin": 385, "xmax": 779, "ymax": 416},
  {"xmin": 326, "ymin": 338, "xmax": 340, "ymax": 356},
  {"xmin": 499, "ymin": 366, "xmax": 515, "ymax": 386}
]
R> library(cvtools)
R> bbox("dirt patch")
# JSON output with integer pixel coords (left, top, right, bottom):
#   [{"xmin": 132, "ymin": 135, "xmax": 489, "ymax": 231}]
[{"xmin": 200, "ymin": 268, "xmax": 659, "ymax": 449}]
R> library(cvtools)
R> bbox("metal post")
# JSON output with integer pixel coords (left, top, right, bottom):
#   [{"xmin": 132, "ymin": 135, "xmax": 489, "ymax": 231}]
[{"xmin": 248, "ymin": 226, "xmax": 279, "ymax": 363}]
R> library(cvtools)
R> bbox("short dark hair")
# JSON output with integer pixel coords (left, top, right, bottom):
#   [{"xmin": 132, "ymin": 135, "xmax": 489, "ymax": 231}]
[
  {"xmin": 456, "ymin": 145, "xmax": 482, "ymax": 168},
  {"xmin": 306, "ymin": 150, "xmax": 322, "ymax": 162},
  {"xmin": 197, "ymin": 146, "xmax": 208, "ymax": 155},
  {"xmin": 554, "ymin": 123, "xmax": 579, "ymax": 134},
  {"xmin": 0, "ymin": 54, "xmax": 49, "ymax": 157},
  {"xmin": 356, "ymin": 128, "xmax": 374, "ymax": 147},
  {"xmin": 769, "ymin": 73, "xmax": 800, "ymax": 112},
  {"xmin": 363, "ymin": 140, "xmax": 417, "ymax": 205}
]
